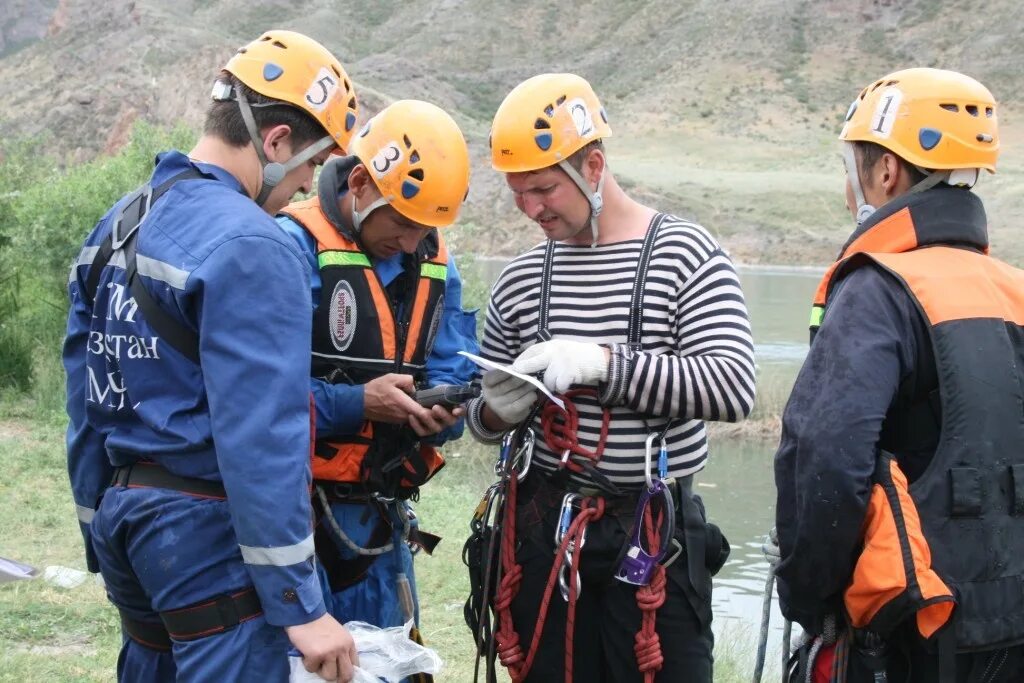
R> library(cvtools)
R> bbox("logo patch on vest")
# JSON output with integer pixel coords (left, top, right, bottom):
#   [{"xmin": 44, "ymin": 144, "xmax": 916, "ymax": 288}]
[
  {"xmin": 424, "ymin": 295, "xmax": 444, "ymax": 357},
  {"xmin": 328, "ymin": 281, "xmax": 357, "ymax": 352}
]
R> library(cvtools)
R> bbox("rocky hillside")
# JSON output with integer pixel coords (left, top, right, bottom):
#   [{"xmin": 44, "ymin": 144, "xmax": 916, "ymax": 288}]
[{"xmin": 1, "ymin": 0, "xmax": 1022, "ymax": 263}]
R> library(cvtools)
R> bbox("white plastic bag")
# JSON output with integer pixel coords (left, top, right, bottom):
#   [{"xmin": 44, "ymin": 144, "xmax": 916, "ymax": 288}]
[{"xmin": 289, "ymin": 619, "xmax": 443, "ymax": 683}]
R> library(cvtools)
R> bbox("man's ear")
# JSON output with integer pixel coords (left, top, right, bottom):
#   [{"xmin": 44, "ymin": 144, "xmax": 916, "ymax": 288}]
[
  {"xmin": 584, "ymin": 147, "xmax": 606, "ymax": 189},
  {"xmin": 348, "ymin": 163, "xmax": 372, "ymax": 199},
  {"xmin": 879, "ymin": 152, "xmax": 903, "ymax": 196},
  {"xmin": 261, "ymin": 124, "xmax": 293, "ymax": 161}
]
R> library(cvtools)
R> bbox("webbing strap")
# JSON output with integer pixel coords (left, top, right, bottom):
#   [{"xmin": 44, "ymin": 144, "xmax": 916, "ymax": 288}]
[
  {"xmin": 119, "ymin": 587, "xmax": 262, "ymax": 652},
  {"xmin": 82, "ymin": 169, "xmax": 208, "ymax": 363}
]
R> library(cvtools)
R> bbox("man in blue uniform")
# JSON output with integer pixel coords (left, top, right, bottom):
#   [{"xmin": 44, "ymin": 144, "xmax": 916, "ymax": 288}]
[
  {"xmin": 276, "ymin": 100, "xmax": 478, "ymax": 636},
  {"xmin": 63, "ymin": 31, "xmax": 361, "ymax": 682}
]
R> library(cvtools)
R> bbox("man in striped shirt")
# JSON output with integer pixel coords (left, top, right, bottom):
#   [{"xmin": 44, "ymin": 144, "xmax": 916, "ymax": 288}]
[{"xmin": 466, "ymin": 73, "xmax": 756, "ymax": 682}]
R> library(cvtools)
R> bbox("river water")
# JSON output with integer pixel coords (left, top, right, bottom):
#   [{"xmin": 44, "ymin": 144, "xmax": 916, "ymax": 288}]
[{"xmin": 475, "ymin": 259, "xmax": 823, "ymax": 672}]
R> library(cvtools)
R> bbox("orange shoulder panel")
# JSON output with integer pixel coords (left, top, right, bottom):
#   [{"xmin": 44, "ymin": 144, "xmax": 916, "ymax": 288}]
[
  {"xmin": 279, "ymin": 197, "xmax": 354, "ymax": 251},
  {"xmin": 871, "ymin": 248, "xmax": 1024, "ymax": 326}
]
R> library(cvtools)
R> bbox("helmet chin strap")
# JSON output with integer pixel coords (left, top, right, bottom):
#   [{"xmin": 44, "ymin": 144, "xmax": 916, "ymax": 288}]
[
  {"xmin": 558, "ymin": 160, "xmax": 606, "ymax": 247},
  {"xmin": 842, "ymin": 143, "xmax": 876, "ymax": 226},
  {"xmin": 843, "ymin": 142, "xmax": 962, "ymax": 227},
  {"xmin": 350, "ymin": 192, "xmax": 390, "ymax": 235},
  {"xmin": 234, "ymin": 87, "xmax": 336, "ymax": 207}
]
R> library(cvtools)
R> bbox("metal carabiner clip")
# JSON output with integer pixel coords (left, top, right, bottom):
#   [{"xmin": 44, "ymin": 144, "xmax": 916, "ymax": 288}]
[
  {"xmin": 495, "ymin": 430, "xmax": 516, "ymax": 477},
  {"xmin": 513, "ymin": 428, "xmax": 535, "ymax": 482},
  {"xmin": 555, "ymin": 493, "xmax": 586, "ymax": 601}
]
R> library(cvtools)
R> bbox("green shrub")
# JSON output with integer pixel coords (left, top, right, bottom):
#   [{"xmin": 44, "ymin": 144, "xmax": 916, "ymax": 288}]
[{"xmin": 0, "ymin": 121, "xmax": 196, "ymax": 409}]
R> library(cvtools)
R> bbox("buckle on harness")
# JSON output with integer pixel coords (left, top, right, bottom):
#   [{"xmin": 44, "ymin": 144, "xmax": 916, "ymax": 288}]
[{"xmin": 111, "ymin": 184, "xmax": 153, "ymax": 250}]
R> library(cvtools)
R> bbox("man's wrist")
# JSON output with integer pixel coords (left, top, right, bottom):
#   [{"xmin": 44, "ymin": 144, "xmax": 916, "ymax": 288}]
[{"xmin": 467, "ymin": 398, "xmax": 507, "ymax": 443}]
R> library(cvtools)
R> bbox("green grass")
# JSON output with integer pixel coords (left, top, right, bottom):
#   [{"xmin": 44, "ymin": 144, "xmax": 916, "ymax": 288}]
[{"xmin": 0, "ymin": 408, "xmax": 772, "ymax": 681}]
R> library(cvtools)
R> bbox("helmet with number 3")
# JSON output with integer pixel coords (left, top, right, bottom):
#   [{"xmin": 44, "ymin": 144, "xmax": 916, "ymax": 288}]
[
  {"xmin": 350, "ymin": 100, "xmax": 471, "ymax": 228},
  {"xmin": 224, "ymin": 30, "xmax": 359, "ymax": 153}
]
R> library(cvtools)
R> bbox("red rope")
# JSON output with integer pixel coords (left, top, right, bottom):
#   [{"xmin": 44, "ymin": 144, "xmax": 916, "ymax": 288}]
[
  {"xmin": 540, "ymin": 389, "xmax": 611, "ymax": 472},
  {"xmin": 634, "ymin": 500, "xmax": 667, "ymax": 681},
  {"xmin": 496, "ymin": 391, "xmax": 664, "ymax": 681}
]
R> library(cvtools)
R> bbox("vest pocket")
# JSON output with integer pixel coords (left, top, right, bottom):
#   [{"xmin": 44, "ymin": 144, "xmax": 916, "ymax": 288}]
[{"xmin": 950, "ymin": 467, "xmax": 983, "ymax": 517}]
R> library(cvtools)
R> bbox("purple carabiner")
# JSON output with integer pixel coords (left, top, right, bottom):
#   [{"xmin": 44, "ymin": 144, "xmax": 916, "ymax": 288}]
[{"xmin": 614, "ymin": 479, "xmax": 676, "ymax": 586}]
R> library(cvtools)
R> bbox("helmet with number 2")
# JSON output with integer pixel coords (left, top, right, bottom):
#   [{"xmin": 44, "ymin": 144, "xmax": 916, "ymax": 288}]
[{"xmin": 350, "ymin": 100, "xmax": 471, "ymax": 228}]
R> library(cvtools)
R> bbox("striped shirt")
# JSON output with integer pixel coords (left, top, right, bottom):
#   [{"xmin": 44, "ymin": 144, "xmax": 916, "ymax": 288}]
[{"xmin": 468, "ymin": 215, "xmax": 756, "ymax": 487}]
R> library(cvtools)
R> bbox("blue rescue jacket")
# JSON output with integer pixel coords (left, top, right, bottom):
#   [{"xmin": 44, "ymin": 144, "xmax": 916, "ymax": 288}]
[{"xmin": 64, "ymin": 150, "xmax": 326, "ymax": 626}]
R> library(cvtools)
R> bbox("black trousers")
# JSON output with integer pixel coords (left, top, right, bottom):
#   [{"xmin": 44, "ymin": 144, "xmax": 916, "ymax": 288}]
[{"xmin": 506, "ymin": 478, "xmax": 723, "ymax": 682}]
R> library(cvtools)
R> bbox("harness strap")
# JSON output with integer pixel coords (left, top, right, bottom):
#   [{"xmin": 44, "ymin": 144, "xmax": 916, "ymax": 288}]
[
  {"xmin": 119, "ymin": 587, "xmax": 263, "ymax": 651},
  {"xmin": 110, "ymin": 461, "xmax": 226, "ymax": 500},
  {"xmin": 83, "ymin": 169, "xmax": 210, "ymax": 363}
]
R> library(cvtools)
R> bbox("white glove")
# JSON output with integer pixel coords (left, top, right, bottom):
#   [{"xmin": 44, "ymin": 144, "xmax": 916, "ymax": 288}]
[
  {"xmin": 481, "ymin": 369, "xmax": 538, "ymax": 425},
  {"xmin": 512, "ymin": 340, "xmax": 608, "ymax": 394}
]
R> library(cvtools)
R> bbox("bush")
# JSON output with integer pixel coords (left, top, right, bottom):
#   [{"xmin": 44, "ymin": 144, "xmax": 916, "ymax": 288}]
[{"xmin": 0, "ymin": 122, "xmax": 196, "ymax": 407}]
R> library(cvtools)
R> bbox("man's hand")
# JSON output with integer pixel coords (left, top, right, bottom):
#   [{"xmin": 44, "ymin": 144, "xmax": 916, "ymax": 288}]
[
  {"xmin": 364, "ymin": 374, "xmax": 432, "ymax": 424},
  {"xmin": 481, "ymin": 370, "xmax": 538, "ymax": 425},
  {"xmin": 364, "ymin": 374, "xmax": 462, "ymax": 437},
  {"xmin": 512, "ymin": 340, "xmax": 610, "ymax": 393},
  {"xmin": 408, "ymin": 403, "xmax": 463, "ymax": 438},
  {"xmin": 285, "ymin": 613, "xmax": 359, "ymax": 682}
]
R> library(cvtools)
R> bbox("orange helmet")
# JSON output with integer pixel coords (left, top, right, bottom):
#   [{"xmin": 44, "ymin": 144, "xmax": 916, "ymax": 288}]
[
  {"xmin": 350, "ymin": 100, "xmax": 470, "ymax": 228},
  {"xmin": 489, "ymin": 73, "xmax": 612, "ymax": 173},
  {"xmin": 840, "ymin": 68, "xmax": 998, "ymax": 173},
  {"xmin": 224, "ymin": 30, "xmax": 358, "ymax": 153}
]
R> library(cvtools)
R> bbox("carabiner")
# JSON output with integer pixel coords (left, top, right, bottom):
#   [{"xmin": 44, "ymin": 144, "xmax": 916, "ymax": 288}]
[
  {"xmin": 643, "ymin": 433, "xmax": 658, "ymax": 491},
  {"xmin": 495, "ymin": 430, "xmax": 516, "ymax": 477},
  {"xmin": 513, "ymin": 428, "xmax": 535, "ymax": 482}
]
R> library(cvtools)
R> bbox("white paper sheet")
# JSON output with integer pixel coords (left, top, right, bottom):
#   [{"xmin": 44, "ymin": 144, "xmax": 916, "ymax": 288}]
[{"xmin": 459, "ymin": 351, "xmax": 565, "ymax": 410}]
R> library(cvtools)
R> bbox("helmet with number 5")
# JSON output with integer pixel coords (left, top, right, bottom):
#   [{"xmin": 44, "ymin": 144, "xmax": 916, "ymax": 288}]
[
  {"xmin": 349, "ymin": 100, "xmax": 471, "ymax": 228},
  {"xmin": 223, "ymin": 30, "xmax": 359, "ymax": 153}
]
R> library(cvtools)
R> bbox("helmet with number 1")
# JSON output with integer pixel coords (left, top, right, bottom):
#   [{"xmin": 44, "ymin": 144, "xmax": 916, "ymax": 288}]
[
  {"xmin": 350, "ymin": 100, "xmax": 471, "ymax": 228},
  {"xmin": 489, "ymin": 73, "xmax": 612, "ymax": 173},
  {"xmin": 839, "ymin": 68, "xmax": 998, "ymax": 173},
  {"xmin": 224, "ymin": 30, "xmax": 359, "ymax": 153}
]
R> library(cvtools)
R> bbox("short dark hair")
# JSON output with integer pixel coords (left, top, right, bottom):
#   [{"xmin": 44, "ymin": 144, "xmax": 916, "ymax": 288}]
[
  {"xmin": 203, "ymin": 73, "xmax": 326, "ymax": 148},
  {"xmin": 565, "ymin": 139, "xmax": 605, "ymax": 173},
  {"xmin": 853, "ymin": 141, "xmax": 928, "ymax": 186}
]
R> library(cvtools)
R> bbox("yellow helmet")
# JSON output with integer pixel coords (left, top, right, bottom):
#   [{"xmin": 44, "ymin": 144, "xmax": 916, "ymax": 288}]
[
  {"xmin": 489, "ymin": 73, "xmax": 612, "ymax": 173},
  {"xmin": 350, "ymin": 100, "xmax": 470, "ymax": 228},
  {"xmin": 839, "ymin": 68, "xmax": 998, "ymax": 173},
  {"xmin": 224, "ymin": 30, "xmax": 358, "ymax": 153}
]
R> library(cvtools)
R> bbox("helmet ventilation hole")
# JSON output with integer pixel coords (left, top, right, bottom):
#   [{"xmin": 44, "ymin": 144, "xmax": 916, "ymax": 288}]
[
  {"xmin": 555, "ymin": 95, "xmax": 566, "ymax": 106},
  {"xmin": 403, "ymin": 134, "xmax": 413, "ymax": 148},
  {"xmin": 408, "ymin": 168, "xmax": 424, "ymax": 181},
  {"xmin": 986, "ymin": 107, "xmax": 994, "ymax": 118},
  {"xmin": 940, "ymin": 103, "xmax": 959, "ymax": 112},
  {"xmin": 966, "ymin": 105, "xmax": 979, "ymax": 117},
  {"xmin": 534, "ymin": 118, "xmax": 551, "ymax": 129},
  {"xmin": 409, "ymin": 150, "xmax": 420, "ymax": 164}
]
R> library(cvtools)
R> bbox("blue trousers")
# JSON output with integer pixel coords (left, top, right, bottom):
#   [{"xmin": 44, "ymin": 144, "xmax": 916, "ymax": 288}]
[
  {"xmin": 317, "ymin": 501, "xmax": 419, "ymax": 628},
  {"xmin": 91, "ymin": 486, "xmax": 290, "ymax": 682}
]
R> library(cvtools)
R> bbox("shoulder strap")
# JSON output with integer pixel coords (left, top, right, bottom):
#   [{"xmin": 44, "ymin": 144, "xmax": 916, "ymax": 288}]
[
  {"xmin": 536, "ymin": 239, "xmax": 558, "ymax": 342},
  {"xmin": 627, "ymin": 213, "xmax": 667, "ymax": 351},
  {"xmin": 84, "ymin": 168, "xmax": 208, "ymax": 363}
]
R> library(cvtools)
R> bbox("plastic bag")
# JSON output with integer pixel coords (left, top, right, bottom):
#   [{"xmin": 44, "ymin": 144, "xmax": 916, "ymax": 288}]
[{"xmin": 289, "ymin": 619, "xmax": 443, "ymax": 683}]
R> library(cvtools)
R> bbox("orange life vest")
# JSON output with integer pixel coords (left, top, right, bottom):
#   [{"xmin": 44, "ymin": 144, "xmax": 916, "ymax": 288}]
[
  {"xmin": 812, "ymin": 190, "xmax": 1024, "ymax": 649},
  {"xmin": 279, "ymin": 197, "xmax": 448, "ymax": 498}
]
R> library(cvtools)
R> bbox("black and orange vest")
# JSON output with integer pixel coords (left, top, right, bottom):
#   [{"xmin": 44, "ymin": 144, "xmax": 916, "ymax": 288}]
[
  {"xmin": 279, "ymin": 197, "xmax": 448, "ymax": 497},
  {"xmin": 812, "ymin": 187, "xmax": 1024, "ymax": 650}
]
